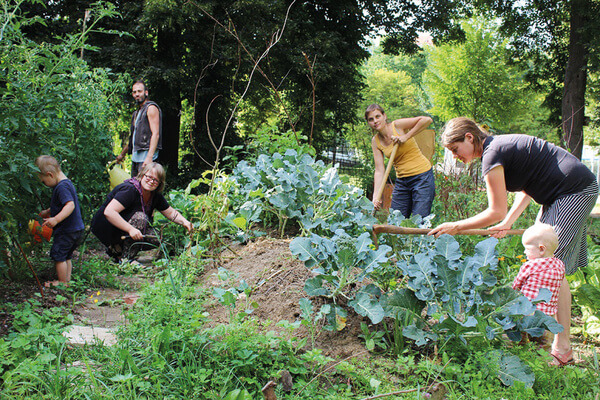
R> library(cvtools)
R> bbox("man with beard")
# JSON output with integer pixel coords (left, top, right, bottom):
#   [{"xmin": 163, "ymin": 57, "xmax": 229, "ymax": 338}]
[{"xmin": 116, "ymin": 80, "xmax": 162, "ymax": 177}]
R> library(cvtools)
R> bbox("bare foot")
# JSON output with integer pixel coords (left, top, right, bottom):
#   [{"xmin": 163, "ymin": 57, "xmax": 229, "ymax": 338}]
[{"xmin": 44, "ymin": 280, "xmax": 69, "ymax": 288}]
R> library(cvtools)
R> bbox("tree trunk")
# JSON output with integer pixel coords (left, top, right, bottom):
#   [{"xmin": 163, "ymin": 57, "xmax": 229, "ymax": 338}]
[
  {"xmin": 561, "ymin": 0, "xmax": 589, "ymax": 159},
  {"xmin": 154, "ymin": 80, "xmax": 181, "ymax": 176},
  {"xmin": 154, "ymin": 28, "xmax": 183, "ymax": 181}
]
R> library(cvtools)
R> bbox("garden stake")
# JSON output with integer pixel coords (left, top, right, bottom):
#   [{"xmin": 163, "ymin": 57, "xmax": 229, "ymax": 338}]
[
  {"xmin": 12, "ymin": 237, "xmax": 44, "ymax": 300},
  {"xmin": 371, "ymin": 225, "xmax": 525, "ymax": 247}
]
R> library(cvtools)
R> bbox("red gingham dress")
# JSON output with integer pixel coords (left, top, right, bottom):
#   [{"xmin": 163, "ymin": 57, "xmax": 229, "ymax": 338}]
[{"xmin": 512, "ymin": 257, "xmax": 565, "ymax": 315}]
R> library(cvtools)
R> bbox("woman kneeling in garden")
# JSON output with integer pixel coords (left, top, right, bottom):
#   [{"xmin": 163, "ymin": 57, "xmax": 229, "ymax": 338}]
[
  {"xmin": 429, "ymin": 117, "xmax": 598, "ymax": 366},
  {"xmin": 91, "ymin": 162, "xmax": 192, "ymax": 261}
]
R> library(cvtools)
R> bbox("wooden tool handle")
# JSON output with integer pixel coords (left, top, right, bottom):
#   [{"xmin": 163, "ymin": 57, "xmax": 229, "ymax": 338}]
[
  {"xmin": 373, "ymin": 143, "xmax": 400, "ymax": 205},
  {"xmin": 372, "ymin": 225, "xmax": 525, "ymax": 236},
  {"xmin": 120, "ymin": 234, "xmax": 158, "ymax": 240}
]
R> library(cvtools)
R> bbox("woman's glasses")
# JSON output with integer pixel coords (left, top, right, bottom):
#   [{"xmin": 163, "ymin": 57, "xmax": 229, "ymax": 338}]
[{"xmin": 144, "ymin": 174, "xmax": 160, "ymax": 185}]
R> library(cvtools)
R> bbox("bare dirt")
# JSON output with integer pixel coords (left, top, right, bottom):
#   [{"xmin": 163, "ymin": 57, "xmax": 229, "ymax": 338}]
[{"xmin": 200, "ymin": 237, "xmax": 369, "ymax": 360}]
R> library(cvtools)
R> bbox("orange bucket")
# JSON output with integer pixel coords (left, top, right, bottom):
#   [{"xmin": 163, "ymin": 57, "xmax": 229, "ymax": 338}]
[{"xmin": 28, "ymin": 219, "xmax": 52, "ymax": 242}]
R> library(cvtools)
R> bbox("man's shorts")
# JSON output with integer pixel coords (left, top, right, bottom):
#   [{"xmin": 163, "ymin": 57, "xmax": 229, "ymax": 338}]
[{"xmin": 50, "ymin": 230, "xmax": 84, "ymax": 262}]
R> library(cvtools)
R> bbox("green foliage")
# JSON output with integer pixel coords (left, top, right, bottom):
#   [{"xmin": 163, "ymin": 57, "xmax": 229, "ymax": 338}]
[
  {"xmin": 158, "ymin": 169, "xmax": 237, "ymax": 255},
  {"xmin": 570, "ymin": 240, "xmax": 600, "ymax": 337},
  {"xmin": 0, "ymin": 1, "xmax": 125, "ymax": 255},
  {"xmin": 0, "ymin": 299, "xmax": 71, "ymax": 385},
  {"xmin": 359, "ymin": 322, "xmax": 387, "ymax": 352},
  {"xmin": 363, "ymin": 69, "xmax": 423, "ymax": 118},
  {"xmin": 212, "ymin": 268, "xmax": 258, "ymax": 323},
  {"xmin": 238, "ymin": 120, "xmax": 317, "ymax": 161},
  {"xmin": 299, "ymin": 297, "xmax": 328, "ymax": 349},
  {"xmin": 423, "ymin": 15, "xmax": 532, "ymax": 129},
  {"xmin": 290, "ymin": 230, "xmax": 391, "ymax": 324},
  {"xmin": 232, "ymin": 150, "xmax": 376, "ymax": 237}
]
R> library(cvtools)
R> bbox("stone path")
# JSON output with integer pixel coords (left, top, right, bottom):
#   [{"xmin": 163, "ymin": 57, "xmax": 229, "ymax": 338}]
[{"xmin": 62, "ymin": 252, "xmax": 157, "ymax": 346}]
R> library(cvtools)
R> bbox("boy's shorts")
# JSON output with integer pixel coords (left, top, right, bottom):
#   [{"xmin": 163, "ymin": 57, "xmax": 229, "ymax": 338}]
[{"xmin": 50, "ymin": 230, "xmax": 84, "ymax": 262}]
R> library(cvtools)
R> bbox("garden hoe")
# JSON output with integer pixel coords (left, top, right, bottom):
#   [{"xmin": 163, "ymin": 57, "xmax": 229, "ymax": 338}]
[
  {"xmin": 371, "ymin": 225, "xmax": 525, "ymax": 247},
  {"xmin": 372, "ymin": 136, "xmax": 401, "ymax": 211}
]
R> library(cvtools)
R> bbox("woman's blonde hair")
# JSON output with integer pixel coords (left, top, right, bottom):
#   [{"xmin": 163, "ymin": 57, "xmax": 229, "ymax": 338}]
[
  {"xmin": 137, "ymin": 162, "xmax": 166, "ymax": 193},
  {"xmin": 35, "ymin": 155, "xmax": 61, "ymax": 175},
  {"xmin": 522, "ymin": 223, "xmax": 559, "ymax": 255},
  {"xmin": 441, "ymin": 117, "xmax": 489, "ymax": 150}
]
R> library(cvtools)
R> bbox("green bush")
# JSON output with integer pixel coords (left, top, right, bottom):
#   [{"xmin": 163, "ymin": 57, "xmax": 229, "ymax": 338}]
[{"xmin": 0, "ymin": 1, "xmax": 126, "ymax": 269}]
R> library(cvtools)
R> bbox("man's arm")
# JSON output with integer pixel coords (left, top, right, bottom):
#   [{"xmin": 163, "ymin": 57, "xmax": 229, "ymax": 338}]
[
  {"xmin": 143, "ymin": 105, "xmax": 160, "ymax": 168},
  {"xmin": 116, "ymin": 141, "xmax": 129, "ymax": 163}
]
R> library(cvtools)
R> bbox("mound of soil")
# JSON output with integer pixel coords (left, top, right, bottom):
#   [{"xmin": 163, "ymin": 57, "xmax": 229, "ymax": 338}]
[{"xmin": 202, "ymin": 237, "xmax": 369, "ymax": 360}]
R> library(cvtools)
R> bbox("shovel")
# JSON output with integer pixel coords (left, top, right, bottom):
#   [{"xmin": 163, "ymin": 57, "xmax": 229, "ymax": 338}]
[{"xmin": 371, "ymin": 224, "xmax": 525, "ymax": 247}]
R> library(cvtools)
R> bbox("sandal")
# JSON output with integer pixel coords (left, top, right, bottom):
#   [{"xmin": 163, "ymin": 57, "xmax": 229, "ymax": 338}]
[{"xmin": 549, "ymin": 348, "xmax": 574, "ymax": 366}]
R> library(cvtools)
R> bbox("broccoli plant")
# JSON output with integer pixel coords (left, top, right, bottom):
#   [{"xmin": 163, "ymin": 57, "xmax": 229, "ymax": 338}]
[
  {"xmin": 232, "ymin": 150, "xmax": 376, "ymax": 237},
  {"xmin": 290, "ymin": 230, "xmax": 392, "ymax": 328}
]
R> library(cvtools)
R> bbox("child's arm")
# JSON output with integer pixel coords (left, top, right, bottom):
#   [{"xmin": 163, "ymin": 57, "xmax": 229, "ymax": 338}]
[
  {"xmin": 512, "ymin": 264, "xmax": 529, "ymax": 291},
  {"xmin": 42, "ymin": 201, "xmax": 74, "ymax": 228}
]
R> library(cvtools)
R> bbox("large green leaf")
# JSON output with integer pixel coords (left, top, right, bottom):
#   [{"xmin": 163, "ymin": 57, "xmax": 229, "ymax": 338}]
[
  {"xmin": 349, "ymin": 291, "xmax": 385, "ymax": 324},
  {"xmin": 401, "ymin": 253, "xmax": 439, "ymax": 301},
  {"xmin": 380, "ymin": 288, "xmax": 425, "ymax": 320},
  {"xmin": 491, "ymin": 350, "xmax": 535, "ymax": 388},
  {"xmin": 517, "ymin": 311, "xmax": 564, "ymax": 336},
  {"xmin": 403, "ymin": 324, "xmax": 438, "ymax": 346},
  {"xmin": 575, "ymin": 283, "xmax": 600, "ymax": 318},
  {"xmin": 289, "ymin": 237, "xmax": 320, "ymax": 269},
  {"xmin": 304, "ymin": 277, "xmax": 330, "ymax": 297},
  {"xmin": 434, "ymin": 234, "xmax": 462, "ymax": 261},
  {"xmin": 472, "ymin": 237, "xmax": 499, "ymax": 269}
]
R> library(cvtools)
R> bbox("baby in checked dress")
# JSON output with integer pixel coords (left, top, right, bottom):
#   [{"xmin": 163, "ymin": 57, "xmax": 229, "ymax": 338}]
[{"xmin": 512, "ymin": 223, "xmax": 565, "ymax": 349}]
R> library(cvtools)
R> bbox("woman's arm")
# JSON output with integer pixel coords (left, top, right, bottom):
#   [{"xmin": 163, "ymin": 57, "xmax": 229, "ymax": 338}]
[
  {"xmin": 161, "ymin": 207, "xmax": 193, "ymax": 232},
  {"xmin": 490, "ymin": 191, "xmax": 532, "ymax": 230},
  {"xmin": 392, "ymin": 116, "xmax": 433, "ymax": 143},
  {"xmin": 104, "ymin": 199, "xmax": 144, "ymax": 240},
  {"xmin": 371, "ymin": 136, "xmax": 386, "ymax": 209},
  {"xmin": 429, "ymin": 166, "xmax": 508, "ymax": 236}
]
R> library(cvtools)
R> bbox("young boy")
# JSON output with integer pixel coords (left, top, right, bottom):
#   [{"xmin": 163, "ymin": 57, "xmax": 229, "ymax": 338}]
[
  {"xmin": 512, "ymin": 223, "xmax": 565, "ymax": 350},
  {"xmin": 36, "ymin": 155, "xmax": 85, "ymax": 287}
]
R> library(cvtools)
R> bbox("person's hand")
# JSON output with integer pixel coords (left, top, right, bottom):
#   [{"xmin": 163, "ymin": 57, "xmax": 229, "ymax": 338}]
[
  {"xmin": 128, "ymin": 227, "xmax": 144, "ymax": 241},
  {"xmin": 488, "ymin": 222, "xmax": 513, "ymax": 239},
  {"xmin": 391, "ymin": 135, "xmax": 408, "ymax": 145},
  {"xmin": 116, "ymin": 154, "xmax": 124, "ymax": 163},
  {"xmin": 373, "ymin": 199, "xmax": 383, "ymax": 210},
  {"xmin": 42, "ymin": 217, "xmax": 58, "ymax": 228},
  {"xmin": 39, "ymin": 209, "xmax": 51, "ymax": 218},
  {"xmin": 142, "ymin": 155, "xmax": 154, "ymax": 171},
  {"xmin": 428, "ymin": 222, "xmax": 461, "ymax": 237},
  {"xmin": 183, "ymin": 220, "xmax": 193, "ymax": 233}
]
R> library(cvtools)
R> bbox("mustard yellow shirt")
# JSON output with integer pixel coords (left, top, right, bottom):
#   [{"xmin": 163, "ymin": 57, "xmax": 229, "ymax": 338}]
[{"xmin": 375, "ymin": 126, "xmax": 431, "ymax": 178}]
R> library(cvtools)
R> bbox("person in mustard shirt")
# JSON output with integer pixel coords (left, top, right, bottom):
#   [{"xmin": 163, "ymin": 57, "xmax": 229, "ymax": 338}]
[{"xmin": 365, "ymin": 104, "xmax": 435, "ymax": 217}]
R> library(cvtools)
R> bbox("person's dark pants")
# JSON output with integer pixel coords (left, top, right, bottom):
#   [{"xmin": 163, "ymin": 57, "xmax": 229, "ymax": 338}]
[
  {"xmin": 50, "ymin": 230, "xmax": 84, "ymax": 262},
  {"xmin": 390, "ymin": 168, "xmax": 435, "ymax": 218},
  {"xmin": 131, "ymin": 161, "xmax": 143, "ymax": 178}
]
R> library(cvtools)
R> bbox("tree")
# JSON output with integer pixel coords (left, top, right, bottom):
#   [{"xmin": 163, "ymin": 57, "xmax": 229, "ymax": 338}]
[
  {"xmin": 377, "ymin": 0, "xmax": 600, "ymax": 159},
  {"xmin": 21, "ymin": 0, "xmax": 396, "ymax": 183},
  {"xmin": 422, "ymin": 16, "xmax": 530, "ymax": 129}
]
